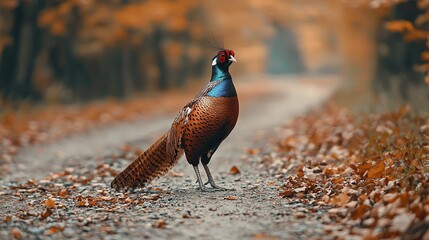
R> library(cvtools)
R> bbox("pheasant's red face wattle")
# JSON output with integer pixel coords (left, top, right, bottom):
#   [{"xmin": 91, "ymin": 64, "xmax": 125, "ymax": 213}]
[
  {"xmin": 219, "ymin": 52, "xmax": 226, "ymax": 63},
  {"xmin": 218, "ymin": 49, "xmax": 236, "ymax": 64}
]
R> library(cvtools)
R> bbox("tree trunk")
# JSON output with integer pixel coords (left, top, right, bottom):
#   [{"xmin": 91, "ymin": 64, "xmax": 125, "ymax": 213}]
[
  {"xmin": 121, "ymin": 47, "xmax": 134, "ymax": 98},
  {"xmin": 1, "ymin": 1, "xmax": 44, "ymax": 100},
  {"xmin": 175, "ymin": 32, "xmax": 190, "ymax": 88},
  {"xmin": 153, "ymin": 28, "xmax": 168, "ymax": 90},
  {"xmin": 0, "ymin": 3, "xmax": 22, "ymax": 99}
]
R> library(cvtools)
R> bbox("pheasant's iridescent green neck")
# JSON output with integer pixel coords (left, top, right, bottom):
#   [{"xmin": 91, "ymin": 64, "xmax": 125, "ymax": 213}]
[
  {"xmin": 207, "ymin": 63, "xmax": 236, "ymax": 98},
  {"xmin": 207, "ymin": 79, "xmax": 236, "ymax": 98},
  {"xmin": 210, "ymin": 65, "xmax": 231, "ymax": 82},
  {"xmin": 207, "ymin": 78, "xmax": 236, "ymax": 98}
]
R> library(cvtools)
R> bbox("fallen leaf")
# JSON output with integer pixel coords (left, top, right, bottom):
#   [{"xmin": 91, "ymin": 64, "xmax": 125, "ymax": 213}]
[
  {"xmin": 382, "ymin": 193, "xmax": 398, "ymax": 203},
  {"xmin": 294, "ymin": 186, "xmax": 306, "ymax": 193},
  {"xmin": 254, "ymin": 233, "xmax": 278, "ymax": 240},
  {"xmin": 293, "ymin": 212, "xmax": 306, "ymax": 219},
  {"xmin": 363, "ymin": 218, "xmax": 376, "ymax": 227},
  {"xmin": 169, "ymin": 171, "xmax": 184, "ymax": 177},
  {"xmin": 367, "ymin": 161, "xmax": 385, "ymax": 179},
  {"xmin": 76, "ymin": 200, "xmax": 87, "ymax": 207},
  {"xmin": 148, "ymin": 194, "xmax": 161, "ymax": 201},
  {"xmin": 40, "ymin": 208, "xmax": 53, "ymax": 219},
  {"xmin": 230, "ymin": 166, "xmax": 240, "ymax": 175},
  {"xmin": 57, "ymin": 188, "xmax": 69, "ymax": 197},
  {"xmin": 46, "ymin": 226, "xmax": 64, "ymax": 235},
  {"xmin": 351, "ymin": 204, "xmax": 370, "ymax": 220},
  {"xmin": 11, "ymin": 228, "xmax": 22, "ymax": 239},
  {"xmin": 279, "ymin": 189, "xmax": 293, "ymax": 198},
  {"xmin": 323, "ymin": 168, "xmax": 336, "ymax": 175},
  {"xmin": 4, "ymin": 215, "xmax": 12, "ymax": 222},
  {"xmin": 44, "ymin": 198, "xmax": 55, "ymax": 209},
  {"xmin": 357, "ymin": 162, "xmax": 372, "ymax": 176},
  {"xmin": 247, "ymin": 148, "xmax": 260, "ymax": 155},
  {"xmin": 224, "ymin": 196, "xmax": 238, "ymax": 200},
  {"xmin": 76, "ymin": 198, "xmax": 95, "ymax": 207},
  {"xmin": 153, "ymin": 219, "xmax": 167, "ymax": 229},
  {"xmin": 391, "ymin": 212, "xmax": 415, "ymax": 233},
  {"xmin": 297, "ymin": 168, "xmax": 304, "ymax": 177},
  {"xmin": 99, "ymin": 226, "xmax": 116, "ymax": 234},
  {"xmin": 329, "ymin": 193, "xmax": 351, "ymax": 207}
]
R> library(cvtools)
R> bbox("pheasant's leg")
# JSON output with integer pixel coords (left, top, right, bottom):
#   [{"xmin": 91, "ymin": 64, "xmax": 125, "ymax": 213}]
[
  {"xmin": 202, "ymin": 165, "xmax": 234, "ymax": 191},
  {"xmin": 193, "ymin": 165, "xmax": 214, "ymax": 192}
]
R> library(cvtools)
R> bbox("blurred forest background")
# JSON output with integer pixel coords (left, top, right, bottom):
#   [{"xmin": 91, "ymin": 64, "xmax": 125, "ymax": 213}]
[{"xmin": 0, "ymin": 0, "xmax": 428, "ymax": 112}]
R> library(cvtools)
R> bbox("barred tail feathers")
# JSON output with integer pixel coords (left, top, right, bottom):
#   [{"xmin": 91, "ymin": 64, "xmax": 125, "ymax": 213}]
[{"xmin": 111, "ymin": 132, "xmax": 182, "ymax": 191}]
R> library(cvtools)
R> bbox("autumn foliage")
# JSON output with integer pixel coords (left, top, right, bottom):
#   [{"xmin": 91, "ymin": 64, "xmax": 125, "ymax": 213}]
[
  {"xmin": 369, "ymin": 0, "xmax": 429, "ymax": 82},
  {"xmin": 0, "ymin": 0, "xmax": 302, "ymax": 102},
  {"xmin": 261, "ymin": 104, "xmax": 429, "ymax": 238}
]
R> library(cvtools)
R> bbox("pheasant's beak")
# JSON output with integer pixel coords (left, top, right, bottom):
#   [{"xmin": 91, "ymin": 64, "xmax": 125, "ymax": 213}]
[{"xmin": 229, "ymin": 55, "xmax": 237, "ymax": 63}]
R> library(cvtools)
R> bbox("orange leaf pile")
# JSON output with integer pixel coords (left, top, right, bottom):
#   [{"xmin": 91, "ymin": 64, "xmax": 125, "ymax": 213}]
[{"xmin": 258, "ymin": 104, "xmax": 429, "ymax": 239}]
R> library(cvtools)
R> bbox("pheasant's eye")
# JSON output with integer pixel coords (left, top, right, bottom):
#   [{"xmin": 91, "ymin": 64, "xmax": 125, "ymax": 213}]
[{"xmin": 219, "ymin": 53, "xmax": 226, "ymax": 63}]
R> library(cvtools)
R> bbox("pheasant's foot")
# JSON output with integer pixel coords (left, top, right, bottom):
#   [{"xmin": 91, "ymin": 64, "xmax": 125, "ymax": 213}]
[
  {"xmin": 193, "ymin": 166, "xmax": 217, "ymax": 192},
  {"xmin": 201, "ymin": 181, "xmax": 232, "ymax": 191},
  {"xmin": 209, "ymin": 183, "xmax": 235, "ymax": 191},
  {"xmin": 196, "ymin": 186, "xmax": 216, "ymax": 192},
  {"xmin": 202, "ymin": 164, "xmax": 235, "ymax": 191}
]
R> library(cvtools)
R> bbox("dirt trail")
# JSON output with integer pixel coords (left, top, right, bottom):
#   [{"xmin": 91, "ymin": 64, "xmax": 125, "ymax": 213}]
[{"xmin": 1, "ymin": 76, "xmax": 337, "ymax": 239}]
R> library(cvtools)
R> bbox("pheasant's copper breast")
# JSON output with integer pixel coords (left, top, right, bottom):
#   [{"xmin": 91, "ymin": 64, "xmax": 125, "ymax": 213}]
[{"xmin": 182, "ymin": 96, "xmax": 239, "ymax": 165}]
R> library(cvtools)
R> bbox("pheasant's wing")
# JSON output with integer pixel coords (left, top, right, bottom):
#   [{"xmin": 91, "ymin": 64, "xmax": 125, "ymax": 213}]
[
  {"xmin": 194, "ymin": 80, "xmax": 222, "ymax": 98},
  {"xmin": 166, "ymin": 101, "xmax": 196, "ymax": 161}
]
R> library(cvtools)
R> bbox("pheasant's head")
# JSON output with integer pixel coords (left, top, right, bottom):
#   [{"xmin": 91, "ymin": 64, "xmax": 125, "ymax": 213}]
[{"xmin": 212, "ymin": 49, "xmax": 237, "ymax": 69}]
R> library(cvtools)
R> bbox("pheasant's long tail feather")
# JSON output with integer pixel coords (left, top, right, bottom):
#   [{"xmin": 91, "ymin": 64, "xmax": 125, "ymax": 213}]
[{"xmin": 111, "ymin": 132, "xmax": 183, "ymax": 191}]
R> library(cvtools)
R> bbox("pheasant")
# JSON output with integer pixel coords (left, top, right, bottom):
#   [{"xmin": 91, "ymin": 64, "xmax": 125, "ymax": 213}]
[{"xmin": 111, "ymin": 49, "xmax": 238, "ymax": 192}]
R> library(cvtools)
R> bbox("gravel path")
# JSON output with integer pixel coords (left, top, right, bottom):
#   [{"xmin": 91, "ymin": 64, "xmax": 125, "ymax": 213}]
[{"xmin": 1, "ymin": 76, "xmax": 337, "ymax": 239}]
